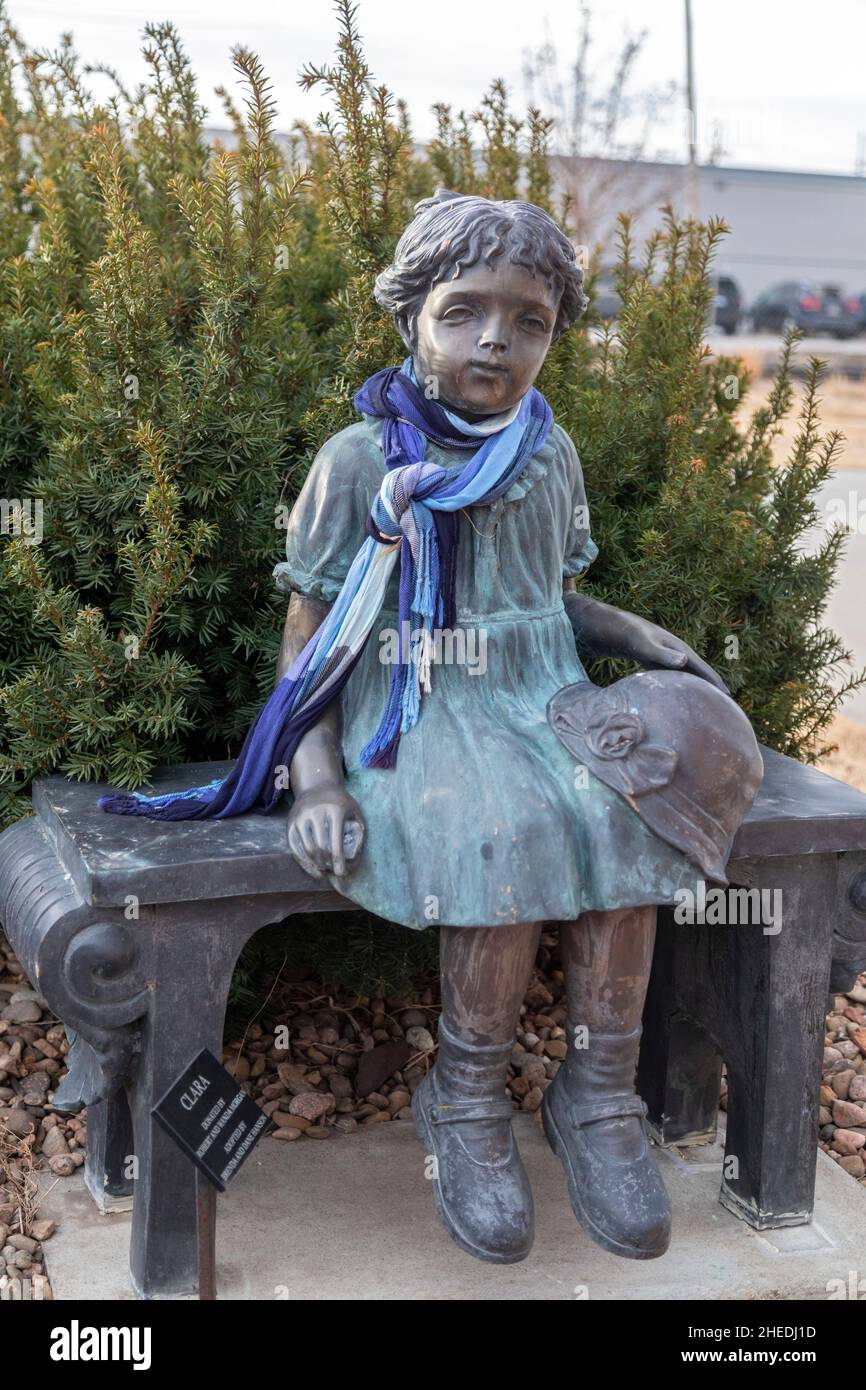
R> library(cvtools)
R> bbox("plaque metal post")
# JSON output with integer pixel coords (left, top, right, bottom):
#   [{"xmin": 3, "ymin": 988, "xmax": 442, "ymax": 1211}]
[
  {"xmin": 153, "ymin": 1048, "xmax": 269, "ymax": 1301},
  {"xmin": 196, "ymin": 1169, "xmax": 217, "ymax": 1300}
]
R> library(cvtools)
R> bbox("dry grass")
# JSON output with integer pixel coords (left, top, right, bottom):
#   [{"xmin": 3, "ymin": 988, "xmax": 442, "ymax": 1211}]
[
  {"xmin": 817, "ymin": 713, "xmax": 866, "ymax": 793},
  {"xmin": 735, "ymin": 356, "xmax": 866, "ymax": 779},
  {"xmin": 736, "ymin": 358, "xmax": 866, "ymax": 470},
  {"xmin": 0, "ymin": 1117, "xmax": 39, "ymax": 1237}
]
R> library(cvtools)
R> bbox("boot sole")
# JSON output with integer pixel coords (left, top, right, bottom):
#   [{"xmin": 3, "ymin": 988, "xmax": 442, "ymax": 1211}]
[
  {"xmin": 411, "ymin": 1086, "xmax": 533, "ymax": 1266},
  {"xmin": 541, "ymin": 1090, "xmax": 669, "ymax": 1261}
]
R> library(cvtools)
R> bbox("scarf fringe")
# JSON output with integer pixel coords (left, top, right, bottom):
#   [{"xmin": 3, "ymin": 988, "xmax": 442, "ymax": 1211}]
[{"xmin": 95, "ymin": 791, "xmax": 216, "ymax": 820}]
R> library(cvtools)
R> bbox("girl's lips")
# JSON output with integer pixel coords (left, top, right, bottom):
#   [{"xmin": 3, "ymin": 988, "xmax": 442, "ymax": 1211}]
[{"xmin": 468, "ymin": 361, "xmax": 511, "ymax": 374}]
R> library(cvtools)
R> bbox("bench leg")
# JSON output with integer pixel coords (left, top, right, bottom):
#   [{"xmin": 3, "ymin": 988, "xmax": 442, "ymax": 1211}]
[
  {"xmin": 126, "ymin": 907, "xmax": 255, "ymax": 1299},
  {"xmin": 640, "ymin": 909, "xmax": 723, "ymax": 1145},
  {"xmin": 642, "ymin": 1013, "xmax": 723, "ymax": 1146},
  {"xmin": 84, "ymin": 1091, "xmax": 134, "ymax": 1212},
  {"xmin": 713, "ymin": 858, "xmax": 835, "ymax": 1228},
  {"xmin": 646, "ymin": 859, "xmax": 835, "ymax": 1229}
]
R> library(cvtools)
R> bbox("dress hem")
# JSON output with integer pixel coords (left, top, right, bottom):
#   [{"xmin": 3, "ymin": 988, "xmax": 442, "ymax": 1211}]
[{"xmin": 322, "ymin": 877, "xmax": 701, "ymax": 931}]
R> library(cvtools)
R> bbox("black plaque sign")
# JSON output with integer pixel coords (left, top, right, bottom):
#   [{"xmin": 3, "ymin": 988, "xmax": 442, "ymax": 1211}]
[{"xmin": 153, "ymin": 1047, "xmax": 269, "ymax": 1192}]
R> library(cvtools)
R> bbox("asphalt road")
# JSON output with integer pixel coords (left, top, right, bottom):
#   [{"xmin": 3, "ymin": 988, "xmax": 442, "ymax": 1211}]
[{"xmin": 706, "ymin": 331, "xmax": 866, "ymax": 358}]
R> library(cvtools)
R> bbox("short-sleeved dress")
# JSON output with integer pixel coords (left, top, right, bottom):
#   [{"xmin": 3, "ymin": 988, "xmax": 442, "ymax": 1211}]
[{"xmin": 274, "ymin": 415, "xmax": 700, "ymax": 929}]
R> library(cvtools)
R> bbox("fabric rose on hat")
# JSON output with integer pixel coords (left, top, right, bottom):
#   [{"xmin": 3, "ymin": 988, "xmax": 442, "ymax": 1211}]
[
  {"xmin": 553, "ymin": 688, "xmax": 677, "ymax": 798},
  {"xmin": 584, "ymin": 704, "xmax": 644, "ymax": 760}
]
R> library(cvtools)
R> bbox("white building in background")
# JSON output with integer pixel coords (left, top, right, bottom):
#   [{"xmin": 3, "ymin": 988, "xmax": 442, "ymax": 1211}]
[
  {"xmin": 206, "ymin": 125, "xmax": 866, "ymax": 306},
  {"xmin": 552, "ymin": 156, "xmax": 866, "ymax": 304}
]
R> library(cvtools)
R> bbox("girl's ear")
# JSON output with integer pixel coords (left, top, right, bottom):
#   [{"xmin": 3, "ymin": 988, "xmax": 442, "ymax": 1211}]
[{"xmin": 394, "ymin": 311, "xmax": 416, "ymax": 353}]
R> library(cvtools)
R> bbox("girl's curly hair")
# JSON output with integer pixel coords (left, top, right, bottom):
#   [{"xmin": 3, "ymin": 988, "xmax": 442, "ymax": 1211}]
[{"xmin": 375, "ymin": 189, "xmax": 587, "ymax": 347}]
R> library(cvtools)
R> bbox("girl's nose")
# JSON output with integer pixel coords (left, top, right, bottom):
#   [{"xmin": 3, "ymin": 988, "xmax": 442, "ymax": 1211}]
[{"xmin": 477, "ymin": 317, "xmax": 509, "ymax": 353}]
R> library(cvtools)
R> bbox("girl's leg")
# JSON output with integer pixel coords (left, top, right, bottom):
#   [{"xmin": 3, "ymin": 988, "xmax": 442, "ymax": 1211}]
[
  {"xmin": 543, "ymin": 905, "xmax": 672, "ymax": 1258},
  {"xmin": 439, "ymin": 920, "xmax": 543, "ymax": 1045},
  {"xmin": 562, "ymin": 904, "xmax": 656, "ymax": 1033},
  {"xmin": 412, "ymin": 921, "xmax": 542, "ymax": 1264},
  {"xmin": 560, "ymin": 905, "xmax": 655, "ymax": 1159}
]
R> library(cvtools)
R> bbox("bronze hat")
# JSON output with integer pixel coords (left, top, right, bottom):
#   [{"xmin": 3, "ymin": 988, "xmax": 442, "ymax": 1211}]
[{"xmin": 547, "ymin": 670, "xmax": 763, "ymax": 884}]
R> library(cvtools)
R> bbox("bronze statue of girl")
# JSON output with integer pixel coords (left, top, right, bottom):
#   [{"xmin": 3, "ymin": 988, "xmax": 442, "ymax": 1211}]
[
  {"xmin": 103, "ymin": 188, "xmax": 761, "ymax": 1264},
  {"xmin": 273, "ymin": 191, "xmax": 762, "ymax": 1264}
]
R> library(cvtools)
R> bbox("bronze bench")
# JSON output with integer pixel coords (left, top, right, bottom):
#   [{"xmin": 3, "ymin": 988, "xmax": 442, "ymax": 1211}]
[{"xmin": 1, "ymin": 747, "xmax": 865, "ymax": 1297}]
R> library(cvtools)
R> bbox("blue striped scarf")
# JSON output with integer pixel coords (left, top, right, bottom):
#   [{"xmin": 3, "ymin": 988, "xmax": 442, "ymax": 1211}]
[{"xmin": 98, "ymin": 360, "xmax": 552, "ymax": 819}]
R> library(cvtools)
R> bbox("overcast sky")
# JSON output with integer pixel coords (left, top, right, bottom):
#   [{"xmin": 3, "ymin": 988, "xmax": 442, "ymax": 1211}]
[{"xmin": 10, "ymin": 0, "xmax": 866, "ymax": 176}]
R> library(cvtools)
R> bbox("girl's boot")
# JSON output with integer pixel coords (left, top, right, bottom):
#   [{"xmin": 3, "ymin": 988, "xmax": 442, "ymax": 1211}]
[
  {"xmin": 412, "ymin": 921, "xmax": 540, "ymax": 1264},
  {"xmin": 542, "ymin": 905, "xmax": 671, "ymax": 1259}
]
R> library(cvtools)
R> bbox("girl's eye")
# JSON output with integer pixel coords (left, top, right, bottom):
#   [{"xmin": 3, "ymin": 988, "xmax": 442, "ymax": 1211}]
[
  {"xmin": 522, "ymin": 316, "xmax": 549, "ymax": 332},
  {"xmin": 442, "ymin": 305, "xmax": 474, "ymax": 321}
]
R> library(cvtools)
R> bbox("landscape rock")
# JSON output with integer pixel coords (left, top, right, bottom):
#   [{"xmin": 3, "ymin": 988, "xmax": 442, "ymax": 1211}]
[
  {"xmin": 1, "ymin": 1109, "xmax": 35, "ymax": 1137},
  {"xmin": 272, "ymin": 1111, "xmax": 310, "ymax": 1131},
  {"xmin": 832, "ymin": 1128, "xmax": 866, "ymax": 1156},
  {"xmin": 47, "ymin": 1154, "xmax": 77, "ymax": 1176},
  {"xmin": 832, "ymin": 1099, "xmax": 866, "ymax": 1128},
  {"xmin": 288, "ymin": 1092, "xmax": 334, "ymax": 1122},
  {"xmin": 830, "ymin": 1069, "xmax": 856, "ymax": 1099},
  {"xmin": 276, "ymin": 1063, "xmax": 315, "ymax": 1096},
  {"xmin": 41, "ymin": 1126, "xmax": 69, "ymax": 1159},
  {"xmin": 849, "ymin": 1075, "xmax": 866, "ymax": 1102},
  {"xmin": 0, "ymin": 1000, "xmax": 41, "ymax": 1024},
  {"xmin": 8, "ymin": 1234, "xmax": 37, "ymax": 1253},
  {"xmin": 400, "ymin": 1010, "xmax": 428, "ymax": 1029}
]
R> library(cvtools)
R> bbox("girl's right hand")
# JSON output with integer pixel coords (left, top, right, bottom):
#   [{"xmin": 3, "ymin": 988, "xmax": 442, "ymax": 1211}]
[{"xmin": 287, "ymin": 784, "xmax": 365, "ymax": 880}]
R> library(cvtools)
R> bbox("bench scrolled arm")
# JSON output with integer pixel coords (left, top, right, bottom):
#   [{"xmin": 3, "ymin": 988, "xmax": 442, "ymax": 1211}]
[
  {"xmin": 848, "ymin": 866, "xmax": 866, "ymax": 917},
  {"xmin": 0, "ymin": 816, "xmax": 150, "ymax": 1110}
]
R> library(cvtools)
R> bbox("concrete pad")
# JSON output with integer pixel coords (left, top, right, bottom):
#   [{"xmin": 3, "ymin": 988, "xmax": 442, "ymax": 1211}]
[{"xmin": 37, "ymin": 1117, "xmax": 866, "ymax": 1301}]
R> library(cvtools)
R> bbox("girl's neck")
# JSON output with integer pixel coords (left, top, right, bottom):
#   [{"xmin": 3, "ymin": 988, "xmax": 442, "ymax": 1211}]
[
  {"xmin": 450, "ymin": 407, "xmax": 487, "ymax": 424},
  {"xmin": 442, "ymin": 396, "xmax": 525, "ymax": 435}
]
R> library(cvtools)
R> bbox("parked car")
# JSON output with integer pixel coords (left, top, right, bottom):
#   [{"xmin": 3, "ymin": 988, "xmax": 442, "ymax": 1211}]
[
  {"xmin": 710, "ymin": 275, "xmax": 742, "ymax": 334},
  {"xmin": 748, "ymin": 282, "xmax": 861, "ymax": 338},
  {"xmin": 847, "ymin": 291, "xmax": 866, "ymax": 335},
  {"xmin": 592, "ymin": 268, "xmax": 742, "ymax": 334}
]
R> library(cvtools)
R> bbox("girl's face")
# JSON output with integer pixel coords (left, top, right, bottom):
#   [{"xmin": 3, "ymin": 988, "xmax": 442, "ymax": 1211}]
[{"xmin": 412, "ymin": 259, "xmax": 561, "ymax": 420}]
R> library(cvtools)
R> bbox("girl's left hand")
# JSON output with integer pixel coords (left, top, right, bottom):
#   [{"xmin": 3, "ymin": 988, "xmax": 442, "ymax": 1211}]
[
  {"xmin": 608, "ymin": 611, "xmax": 733, "ymax": 692},
  {"xmin": 565, "ymin": 591, "xmax": 729, "ymax": 694},
  {"xmin": 622, "ymin": 612, "xmax": 730, "ymax": 694}
]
